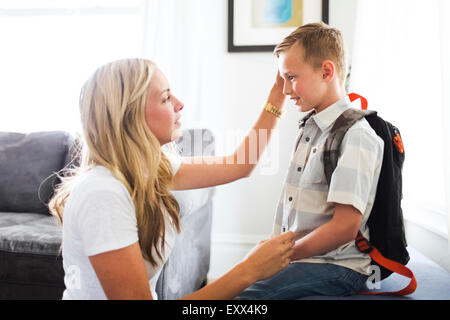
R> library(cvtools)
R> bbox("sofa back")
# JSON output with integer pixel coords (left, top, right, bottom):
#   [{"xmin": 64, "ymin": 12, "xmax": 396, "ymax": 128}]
[
  {"xmin": 156, "ymin": 128, "xmax": 216, "ymax": 299},
  {"xmin": 0, "ymin": 128, "xmax": 214, "ymax": 216},
  {"xmin": 0, "ymin": 131, "xmax": 73, "ymax": 214}
]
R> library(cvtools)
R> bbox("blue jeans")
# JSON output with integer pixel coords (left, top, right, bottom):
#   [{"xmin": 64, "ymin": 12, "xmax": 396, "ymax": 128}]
[{"xmin": 235, "ymin": 262, "xmax": 368, "ymax": 300}]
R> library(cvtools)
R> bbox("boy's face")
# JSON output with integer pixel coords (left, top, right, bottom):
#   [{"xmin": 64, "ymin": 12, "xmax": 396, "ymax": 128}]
[{"xmin": 278, "ymin": 44, "xmax": 327, "ymax": 113}]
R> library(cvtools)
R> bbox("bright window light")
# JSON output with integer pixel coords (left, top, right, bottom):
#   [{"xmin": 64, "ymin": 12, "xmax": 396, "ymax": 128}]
[{"xmin": 0, "ymin": 1, "xmax": 144, "ymax": 134}]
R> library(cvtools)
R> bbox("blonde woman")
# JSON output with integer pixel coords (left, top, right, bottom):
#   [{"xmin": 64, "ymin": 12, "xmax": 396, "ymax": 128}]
[{"xmin": 49, "ymin": 58, "xmax": 293, "ymax": 300}]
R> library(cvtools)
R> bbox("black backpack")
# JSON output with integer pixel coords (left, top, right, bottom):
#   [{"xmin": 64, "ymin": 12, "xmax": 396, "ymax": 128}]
[{"xmin": 322, "ymin": 93, "xmax": 416, "ymax": 295}]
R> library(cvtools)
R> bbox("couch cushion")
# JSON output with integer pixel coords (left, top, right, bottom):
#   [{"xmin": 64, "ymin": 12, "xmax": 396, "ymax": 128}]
[
  {"xmin": 0, "ymin": 131, "xmax": 73, "ymax": 214},
  {"xmin": 156, "ymin": 200, "xmax": 213, "ymax": 299},
  {"xmin": 0, "ymin": 211, "xmax": 64, "ymax": 299},
  {"xmin": 0, "ymin": 212, "xmax": 62, "ymax": 255}
]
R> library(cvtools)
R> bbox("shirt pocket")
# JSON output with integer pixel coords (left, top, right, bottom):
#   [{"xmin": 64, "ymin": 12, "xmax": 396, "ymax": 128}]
[{"xmin": 300, "ymin": 145, "xmax": 326, "ymax": 184}]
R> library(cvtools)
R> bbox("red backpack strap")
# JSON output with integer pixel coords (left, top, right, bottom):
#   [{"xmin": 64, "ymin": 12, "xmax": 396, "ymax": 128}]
[
  {"xmin": 355, "ymin": 234, "xmax": 417, "ymax": 295},
  {"xmin": 348, "ymin": 93, "xmax": 368, "ymax": 110}
]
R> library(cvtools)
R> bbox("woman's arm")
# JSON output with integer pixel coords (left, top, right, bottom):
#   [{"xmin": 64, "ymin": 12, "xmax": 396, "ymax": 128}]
[
  {"xmin": 89, "ymin": 232, "xmax": 295, "ymax": 300},
  {"xmin": 172, "ymin": 73, "xmax": 286, "ymax": 190},
  {"xmin": 88, "ymin": 242, "xmax": 153, "ymax": 300}
]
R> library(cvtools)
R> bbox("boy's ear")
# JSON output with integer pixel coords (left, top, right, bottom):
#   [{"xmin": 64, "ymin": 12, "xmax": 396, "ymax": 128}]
[{"xmin": 321, "ymin": 60, "xmax": 335, "ymax": 83}]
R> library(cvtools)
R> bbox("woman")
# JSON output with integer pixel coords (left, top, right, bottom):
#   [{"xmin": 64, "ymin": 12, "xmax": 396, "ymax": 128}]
[{"xmin": 49, "ymin": 58, "xmax": 293, "ymax": 300}]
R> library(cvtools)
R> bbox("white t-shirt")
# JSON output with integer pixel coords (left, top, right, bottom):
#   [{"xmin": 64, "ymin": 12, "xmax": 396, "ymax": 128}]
[{"xmin": 61, "ymin": 151, "xmax": 181, "ymax": 300}]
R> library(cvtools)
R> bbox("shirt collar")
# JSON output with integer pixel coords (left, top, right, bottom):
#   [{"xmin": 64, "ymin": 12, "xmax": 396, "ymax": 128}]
[
  {"xmin": 298, "ymin": 95, "xmax": 353, "ymax": 132},
  {"xmin": 298, "ymin": 110, "xmax": 315, "ymax": 129}
]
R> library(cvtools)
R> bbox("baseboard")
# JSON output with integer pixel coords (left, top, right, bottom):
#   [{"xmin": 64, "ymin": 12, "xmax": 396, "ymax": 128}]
[{"xmin": 405, "ymin": 220, "xmax": 450, "ymax": 273}]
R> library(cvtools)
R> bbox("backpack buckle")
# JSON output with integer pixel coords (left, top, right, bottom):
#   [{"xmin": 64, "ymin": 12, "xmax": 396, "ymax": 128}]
[{"xmin": 355, "ymin": 235, "xmax": 373, "ymax": 254}]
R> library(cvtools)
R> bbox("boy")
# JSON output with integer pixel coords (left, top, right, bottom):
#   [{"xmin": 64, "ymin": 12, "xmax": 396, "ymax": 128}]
[{"xmin": 237, "ymin": 22, "xmax": 384, "ymax": 299}]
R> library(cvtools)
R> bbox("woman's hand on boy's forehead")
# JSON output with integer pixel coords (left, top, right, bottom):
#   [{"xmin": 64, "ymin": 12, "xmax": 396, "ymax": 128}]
[
  {"xmin": 277, "ymin": 61, "xmax": 292, "ymax": 81},
  {"xmin": 275, "ymin": 71, "xmax": 284, "ymax": 87}
]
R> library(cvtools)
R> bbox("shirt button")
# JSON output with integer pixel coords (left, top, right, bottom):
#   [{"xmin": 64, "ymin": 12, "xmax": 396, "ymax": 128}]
[
  {"xmin": 288, "ymin": 196, "xmax": 293, "ymax": 201},
  {"xmin": 312, "ymin": 148, "xmax": 317, "ymax": 153},
  {"xmin": 297, "ymin": 167, "xmax": 302, "ymax": 172},
  {"xmin": 305, "ymin": 137, "xmax": 310, "ymax": 142}
]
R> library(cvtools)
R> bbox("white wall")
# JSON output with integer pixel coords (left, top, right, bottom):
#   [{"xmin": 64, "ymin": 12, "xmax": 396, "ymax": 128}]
[
  {"xmin": 205, "ymin": 0, "xmax": 360, "ymax": 280},
  {"xmin": 405, "ymin": 221, "xmax": 450, "ymax": 272}
]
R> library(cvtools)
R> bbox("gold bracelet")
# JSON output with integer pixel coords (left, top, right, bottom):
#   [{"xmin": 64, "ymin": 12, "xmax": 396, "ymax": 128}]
[{"xmin": 264, "ymin": 102, "xmax": 283, "ymax": 118}]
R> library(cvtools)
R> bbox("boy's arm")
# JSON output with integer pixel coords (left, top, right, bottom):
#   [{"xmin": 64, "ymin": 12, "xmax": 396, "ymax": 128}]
[
  {"xmin": 290, "ymin": 203, "xmax": 362, "ymax": 261},
  {"xmin": 172, "ymin": 73, "xmax": 286, "ymax": 190}
]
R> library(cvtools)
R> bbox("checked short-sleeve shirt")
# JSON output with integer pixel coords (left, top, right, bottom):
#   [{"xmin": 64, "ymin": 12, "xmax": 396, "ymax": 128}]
[{"xmin": 272, "ymin": 96, "xmax": 384, "ymax": 275}]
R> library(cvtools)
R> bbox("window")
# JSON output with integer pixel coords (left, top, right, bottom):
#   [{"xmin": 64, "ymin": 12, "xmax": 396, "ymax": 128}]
[
  {"xmin": 0, "ymin": 0, "xmax": 144, "ymax": 134},
  {"xmin": 349, "ymin": 0, "xmax": 450, "ymax": 238}
]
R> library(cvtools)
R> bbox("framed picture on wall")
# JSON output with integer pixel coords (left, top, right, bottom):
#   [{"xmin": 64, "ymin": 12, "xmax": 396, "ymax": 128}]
[{"xmin": 228, "ymin": 0, "xmax": 329, "ymax": 52}]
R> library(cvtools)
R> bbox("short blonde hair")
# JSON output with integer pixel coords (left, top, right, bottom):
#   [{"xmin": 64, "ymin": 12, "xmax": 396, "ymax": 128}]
[{"xmin": 274, "ymin": 22, "xmax": 347, "ymax": 83}]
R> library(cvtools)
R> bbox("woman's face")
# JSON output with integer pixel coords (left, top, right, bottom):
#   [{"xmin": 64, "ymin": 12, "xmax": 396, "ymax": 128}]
[{"xmin": 145, "ymin": 68, "xmax": 184, "ymax": 145}]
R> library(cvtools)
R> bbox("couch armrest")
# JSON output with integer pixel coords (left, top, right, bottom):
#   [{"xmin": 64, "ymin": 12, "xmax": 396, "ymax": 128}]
[
  {"xmin": 156, "ymin": 128, "xmax": 216, "ymax": 299},
  {"xmin": 173, "ymin": 128, "xmax": 215, "ymax": 218}
]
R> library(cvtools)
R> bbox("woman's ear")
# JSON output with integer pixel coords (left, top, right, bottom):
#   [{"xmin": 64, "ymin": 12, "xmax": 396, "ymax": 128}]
[{"xmin": 321, "ymin": 60, "xmax": 335, "ymax": 83}]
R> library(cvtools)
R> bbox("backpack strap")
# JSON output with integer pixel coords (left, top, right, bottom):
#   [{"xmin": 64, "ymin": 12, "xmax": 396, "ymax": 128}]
[
  {"xmin": 323, "ymin": 108, "xmax": 376, "ymax": 185},
  {"xmin": 355, "ymin": 232, "xmax": 418, "ymax": 295}
]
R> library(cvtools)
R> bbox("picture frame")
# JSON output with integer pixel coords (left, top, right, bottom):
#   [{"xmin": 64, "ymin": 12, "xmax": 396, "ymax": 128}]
[{"xmin": 228, "ymin": 0, "xmax": 329, "ymax": 52}]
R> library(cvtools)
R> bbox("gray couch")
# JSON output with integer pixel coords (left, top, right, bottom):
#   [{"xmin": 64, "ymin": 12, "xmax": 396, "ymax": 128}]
[{"xmin": 0, "ymin": 129, "xmax": 215, "ymax": 300}]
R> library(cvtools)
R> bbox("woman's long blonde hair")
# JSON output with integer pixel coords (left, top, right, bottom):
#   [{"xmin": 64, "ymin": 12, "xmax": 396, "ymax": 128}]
[{"xmin": 49, "ymin": 58, "xmax": 181, "ymax": 266}]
